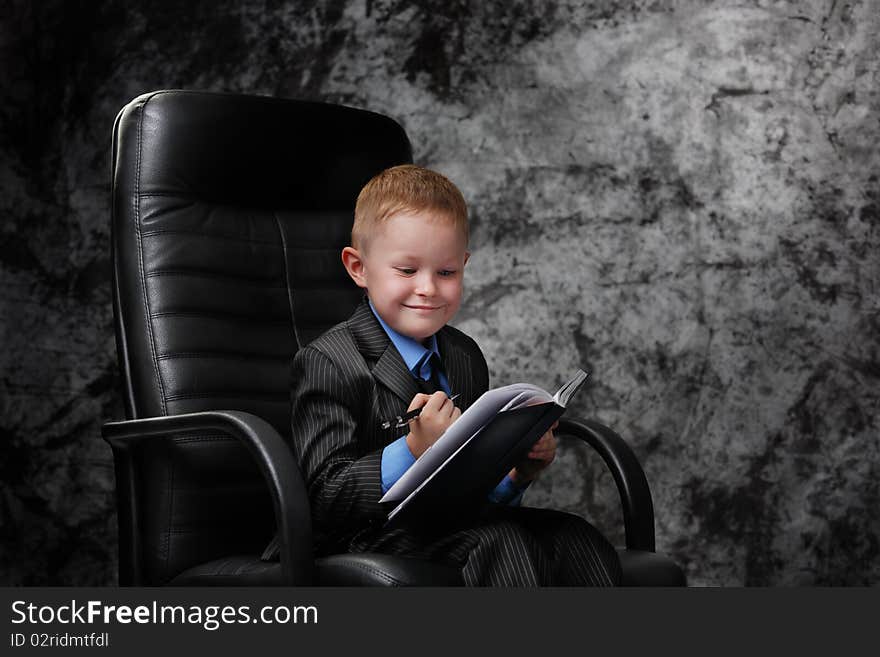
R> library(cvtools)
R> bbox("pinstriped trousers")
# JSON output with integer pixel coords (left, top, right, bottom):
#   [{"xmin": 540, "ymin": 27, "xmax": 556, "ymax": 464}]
[{"xmin": 346, "ymin": 505, "xmax": 622, "ymax": 586}]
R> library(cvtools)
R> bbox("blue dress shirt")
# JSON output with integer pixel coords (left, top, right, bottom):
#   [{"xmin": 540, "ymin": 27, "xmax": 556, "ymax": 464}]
[{"xmin": 370, "ymin": 300, "xmax": 526, "ymax": 506}]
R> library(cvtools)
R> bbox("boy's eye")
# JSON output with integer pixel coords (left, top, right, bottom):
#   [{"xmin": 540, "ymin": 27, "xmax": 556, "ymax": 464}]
[
  {"xmin": 438, "ymin": 270, "xmax": 456, "ymax": 277},
  {"xmin": 395, "ymin": 267, "xmax": 416, "ymax": 275}
]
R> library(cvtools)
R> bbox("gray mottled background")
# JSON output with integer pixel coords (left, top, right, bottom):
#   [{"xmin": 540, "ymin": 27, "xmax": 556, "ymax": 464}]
[{"xmin": 1, "ymin": 0, "xmax": 877, "ymax": 586}]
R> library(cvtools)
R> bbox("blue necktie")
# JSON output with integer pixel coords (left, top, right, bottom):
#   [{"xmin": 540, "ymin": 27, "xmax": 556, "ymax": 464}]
[{"xmin": 417, "ymin": 353, "xmax": 443, "ymax": 394}]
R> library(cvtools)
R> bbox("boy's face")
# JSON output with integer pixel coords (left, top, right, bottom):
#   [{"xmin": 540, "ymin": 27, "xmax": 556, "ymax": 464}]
[{"xmin": 342, "ymin": 210, "xmax": 469, "ymax": 343}]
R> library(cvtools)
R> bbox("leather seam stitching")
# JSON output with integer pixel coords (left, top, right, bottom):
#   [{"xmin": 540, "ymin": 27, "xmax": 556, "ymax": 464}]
[
  {"xmin": 141, "ymin": 229, "xmax": 282, "ymax": 245},
  {"xmin": 149, "ymin": 311, "xmax": 288, "ymax": 324},
  {"xmin": 273, "ymin": 211, "xmax": 302, "ymax": 351},
  {"xmin": 144, "ymin": 270, "xmax": 285, "ymax": 286},
  {"xmin": 135, "ymin": 97, "xmax": 167, "ymax": 415},
  {"xmin": 163, "ymin": 391, "xmax": 288, "ymax": 401},
  {"xmin": 141, "ymin": 229, "xmax": 344, "ymax": 249},
  {"xmin": 156, "ymin": 352, "xmax": 288, "ymax": 361},
  {"xmin": 329, "ymin": 562, "xmax": 400, "ymax": 586},
  {"xmin": 166, "ymin": 434, "xmax": 240, "ymax": 442}
]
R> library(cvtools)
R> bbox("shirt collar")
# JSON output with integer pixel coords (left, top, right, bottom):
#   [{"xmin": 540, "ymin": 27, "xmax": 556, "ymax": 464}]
[{"xmin": 368, "ymin": 298, "xmax": 440, "ymax": 376}]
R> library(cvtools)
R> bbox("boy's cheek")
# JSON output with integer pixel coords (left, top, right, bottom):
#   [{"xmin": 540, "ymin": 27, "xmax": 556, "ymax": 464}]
[{"xmin": 442, "ymin": 281, "xmax": 464, "ymax": 301}]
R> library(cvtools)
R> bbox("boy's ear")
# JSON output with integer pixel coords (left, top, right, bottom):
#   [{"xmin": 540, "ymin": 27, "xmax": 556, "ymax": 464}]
[
  {"xmin": 341, "ymin": 246, "xmax": 368, "ymax": 288},
  {"xmin": 464, "ymin": 251, "xmax": 470, "ymax": 266}
]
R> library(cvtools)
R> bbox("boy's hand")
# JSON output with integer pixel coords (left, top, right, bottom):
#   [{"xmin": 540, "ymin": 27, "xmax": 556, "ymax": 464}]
[
  {"xmin": 405, "ymin": 392, "xmax": 461, "ymax": 458},
  {"xmin": 509, "ymin": 420, "xmax": 558, "ymax": 486}
]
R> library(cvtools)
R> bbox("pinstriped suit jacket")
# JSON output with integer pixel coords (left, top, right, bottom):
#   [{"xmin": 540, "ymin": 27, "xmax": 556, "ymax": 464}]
[{"xmin": 289, "ymin": 297, "xmax": 490, "ymax": 549}]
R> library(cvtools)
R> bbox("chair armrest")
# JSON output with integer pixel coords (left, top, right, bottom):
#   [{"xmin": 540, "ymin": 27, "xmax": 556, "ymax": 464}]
[
  {"xmin": 556, "ymin": 417, "xmax": 656, "ymax": 551},
  {"xmin": 102, "ymin": 410, "xmax": 313, "ymax": 585}
]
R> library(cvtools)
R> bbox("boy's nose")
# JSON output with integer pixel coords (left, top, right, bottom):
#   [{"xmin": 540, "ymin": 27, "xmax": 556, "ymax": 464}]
[{"xmin": 415, "ymin": 273, "xmax": 436, "ymax": 295}]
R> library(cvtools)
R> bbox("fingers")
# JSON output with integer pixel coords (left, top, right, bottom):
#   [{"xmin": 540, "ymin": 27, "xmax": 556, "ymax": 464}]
[
  {"xmin": 409, "ymin": 392, "xmax": 459, "ymax": 426},
  {"xmin": 528, "ymin": 450, "xmax": 555, "ymax": 463},
  {"xmin": 528, "ymin": 446, "xmax": 555, "ymax": 461},
  {"xmin": 427, "ymin": 390, "xmax": 450, "ymax": 409},
  {"xmin": 405, "ymin": 393, "xmax": 460, "ymax": 457},
  {"xmin": 407, "ymin": 391, "xmax": 455, "ymax": 410},
  {"xmin": 423, "ymin": 391, "xmax": 458, "ymax": 417},
  {"xmin": 528, "ymin": 430, "xmax": 557, "ymax": 461},
  {"xmin": 530, "ymin": 430, "xmax": 556, "ymax": 449},
  {"xmin": 407, "ymin": 393, "xmax": 432, "ymax": 412}
]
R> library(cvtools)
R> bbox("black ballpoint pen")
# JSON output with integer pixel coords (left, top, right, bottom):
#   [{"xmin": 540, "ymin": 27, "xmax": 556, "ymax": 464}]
[{"xmin": 381, "ymin": 393, "xmax": 461, "ymax": 430}]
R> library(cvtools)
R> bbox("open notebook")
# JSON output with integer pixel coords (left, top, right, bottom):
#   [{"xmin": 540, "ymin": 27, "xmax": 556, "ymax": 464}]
[{"xmin": 380, "ymin": 369, "xmax": 590, "ymax": 525}]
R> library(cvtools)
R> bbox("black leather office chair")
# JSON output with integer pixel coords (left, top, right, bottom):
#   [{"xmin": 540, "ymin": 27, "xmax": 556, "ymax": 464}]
[{"xmin": 102, "ymin": 89, "xmax": 685, "ymax": 586}]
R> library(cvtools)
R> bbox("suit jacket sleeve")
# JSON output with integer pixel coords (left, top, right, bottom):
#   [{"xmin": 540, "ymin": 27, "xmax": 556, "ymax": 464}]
[{"xmin": 289, "ymin": 344, "xmax": 384, "ymax": 534}]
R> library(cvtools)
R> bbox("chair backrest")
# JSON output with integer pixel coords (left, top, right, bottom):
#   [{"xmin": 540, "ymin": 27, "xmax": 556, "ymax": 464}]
[{"xmin": 110, "ymin": 90, "xmax": 412, "ymax": 583}]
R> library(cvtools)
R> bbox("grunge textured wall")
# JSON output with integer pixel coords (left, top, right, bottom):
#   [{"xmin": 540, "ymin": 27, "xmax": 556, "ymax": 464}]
[{"xmin": 1, "ymin": 0, "xmax": 877, "ymax": 585}]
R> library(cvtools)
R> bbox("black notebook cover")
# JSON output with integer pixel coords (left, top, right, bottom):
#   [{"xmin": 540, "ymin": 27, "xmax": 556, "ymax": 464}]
[{"xmin": 383, "ymin": 401, "xmax": 564, "ymax": 527}]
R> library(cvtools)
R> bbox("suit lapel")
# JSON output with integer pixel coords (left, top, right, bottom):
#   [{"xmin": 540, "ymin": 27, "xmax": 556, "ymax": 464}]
[
  {"xmin": 373, "ymin": 347, "xmax": 422, "ymax": 407},
  {"xmin": 348, "ymin": 298, "xmax": 421, "ymax": 407},
  {"xmin": 348, "ymin": 297, "xmax": 478, "ymax": 410}
]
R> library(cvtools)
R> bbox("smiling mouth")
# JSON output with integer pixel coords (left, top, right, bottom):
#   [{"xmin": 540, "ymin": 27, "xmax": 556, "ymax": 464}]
[{"xmin": 404, "ymin": 304, "xmax": 441, "ymax": 311}]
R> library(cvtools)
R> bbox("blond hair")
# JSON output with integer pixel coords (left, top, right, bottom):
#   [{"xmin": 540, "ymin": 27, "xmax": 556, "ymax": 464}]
[{"xmin": 352, "ymin": 164, "xmax": 468, "ymax": 250}]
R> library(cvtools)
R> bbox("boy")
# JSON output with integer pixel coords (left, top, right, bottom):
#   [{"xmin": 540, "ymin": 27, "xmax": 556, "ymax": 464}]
[{"xmin": 289, "ymin": 165, "xmax": 621, "ymax": 586}]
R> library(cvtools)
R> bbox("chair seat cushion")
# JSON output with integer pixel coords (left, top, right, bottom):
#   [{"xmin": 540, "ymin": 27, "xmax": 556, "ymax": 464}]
[
  {"xmin": 168, "ymin": 550, "xmax": 683, "ymax": 587},
  {"xmin": 617, "ymin": 549, "xmax": 686, "ymax": 586},
  {"xmin": 316, "ymin": 553, "xmax": 463, "ymax": 586},
  {"xmin": 168, "ymin": 553, "xmax": 464, "ymax": 586}
]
